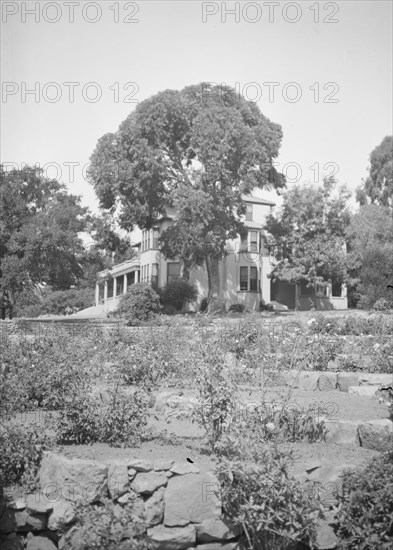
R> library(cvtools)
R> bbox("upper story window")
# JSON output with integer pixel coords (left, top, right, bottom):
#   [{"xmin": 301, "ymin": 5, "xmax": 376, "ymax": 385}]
[
  {"xmin": 152, "ymin": 227, "xmax": 160, "ymax": 249},
  {"xmin": 240, "ymin": 230, "xmax": 259, "ymax": 252},
  {"xmin": 239, "ymin": 266, "xmax": 258, "ymax": 292},
  {"xmin": 245, "ymin": 203, "xmax": 253, "ymax": 221},
  {"xmin": 142, "ymin": 230, "xmax": 151, "ymax": 252}
]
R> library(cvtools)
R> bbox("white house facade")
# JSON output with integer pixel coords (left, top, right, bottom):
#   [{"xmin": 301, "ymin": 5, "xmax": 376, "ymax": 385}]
[{"xmin": 95, "ymin": 195, "xmax": 275, "ymax": 313}]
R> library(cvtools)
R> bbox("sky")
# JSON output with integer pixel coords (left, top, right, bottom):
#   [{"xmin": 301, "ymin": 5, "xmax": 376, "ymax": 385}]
[{"xmin": 1, "ymin": 0, "xmax": 392, "ymax": 225}]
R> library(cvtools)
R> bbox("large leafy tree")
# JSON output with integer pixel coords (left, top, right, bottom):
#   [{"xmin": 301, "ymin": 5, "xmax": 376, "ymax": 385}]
[
  {"xmin": 0, "ymin": 166, "xmax": 90, "ymax": 310},
  {"xmin": 356, "ymin": 136, "xmax": 393, "ymax": 208},
  {"xmin": 265, "ymin": 178, "xmax": 351, "ymax": 302},
  {"xmin": 88, "ymin": 83, "xmax": 284, "ymax": 309},
  {"xmin": 346, "ymin": 204, "xmax": 393, "ymax": 308}
]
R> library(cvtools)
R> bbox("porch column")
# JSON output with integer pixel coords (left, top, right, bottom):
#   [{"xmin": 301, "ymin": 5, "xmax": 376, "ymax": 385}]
[
  {"xmin": 95, "ymin": 282, "xmax": 99, "ymax": 305},
  {"xmin": 123, "ymin": 273, "xmax": 127, "ymax": 294},
  {"xmin": 113, "ymin": 277, "xmax": 117, "ymax": 297},
  {"xmin": 104, "ymin": 281, "xmax": 108, "ymax": 302},
  {"xmin": 136, "ymin": 270, "xmax": 140, "ymax": 282}
]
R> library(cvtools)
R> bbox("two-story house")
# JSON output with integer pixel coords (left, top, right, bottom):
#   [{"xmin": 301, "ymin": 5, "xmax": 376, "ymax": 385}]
[{"xmin": 95, "ymin": 195, "xmax": 275, "ymax": 313}]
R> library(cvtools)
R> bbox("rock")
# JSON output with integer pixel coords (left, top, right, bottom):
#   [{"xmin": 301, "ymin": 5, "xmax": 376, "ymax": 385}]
[
  {"xmin": 337, "ymin": 373, "xmax": 359, "ymax": 392},
  {"xmin": 47, "ymin": 499, "xmax": 76, "ymax": 530},
  {"xmin": 145, "ymin": 487, "xmax": 165, "ymax": 526},
  {"xmin": 196, "ymin": 517, "xmax": 240, "ymax": 542},
  {"xmin": 117, "ymin": 492, "xmax": 131, "ymax": 504},
  {"xmin": 166, "ymin": 395, "xmax": 198, "ymax": 412},
  {"xmin": 147, "ymin": 524, "xmax": 196, "ymax": 550},
  {"xmin": 170, "ymin": 462, "xmax": 200, "ymax": 475},
  {"xmin": 133, "ymin": 472, "xmax": 168, "ymax": 495},
  {"xmin": 39, "ymin": 452, "xmax": 107, "ymax": 504},
  {"xmin": 26, "ymin": 536, "xmax": 57, "ymax": 550},
  {"xmin": 155, "ymin": 391, "xmax": 181, "ymax": 411},
  {"xmin": 359, "ymin": 373, "xmax": 393, "ymax": 386},
  {"xmin": 0, "ymin": 534, "xmax": 24, "ymax": 550},
  {"xmin": 348, "ymin": 386, "xmax": 378, "ymax": 397},
  {"xmin": 129, "ymin": 494, "xmax": 145, "ymax": 523},
  {"xmin": 25, "ymin": 494, "xmax": 53, "ymax": 515},
  {"xmin": 318, "ymin": 373, "xmax": 337, "ymax": 391},
  {"xmin": 164, "ymin": 472, "xmax": 221, "ymax": 527},
  {"xmin": 315, "ymin": 512, "xmax": 339, "ymax": 549},
  {"xmin": 14, "ymin": 510, "xmax": 46, "ymax": 532},
  {"xmin": 154, "ymin": 460, "xmax": 174, "ymax": 471},
  {"xmin": 296, "ymin": 372, "xmax": 320, "ymax": 391},
  {"xmin": 357, "ymin": 419, "xmax": 393, "ymax": 451},
  {"xmin": 7, "ymin": 500, "xmax": 26, "ymax": 511},
  {"xmin": 325, "ymin": 420, "xmax": 359, "ymax": 447},
  {"xmin": 194, "ymin": 543, "xmax": 240, "ymax": 550},
  {"xmin": 127, "ymin": 459, "xmax": 153, "ymax": 472},
  {"xmin": 108, "ymin": 462, "xmax": 129, "ymax": 499},
  {"xmin": 128, "ymin": 468, "xmax": 137, "ymax": 480}
]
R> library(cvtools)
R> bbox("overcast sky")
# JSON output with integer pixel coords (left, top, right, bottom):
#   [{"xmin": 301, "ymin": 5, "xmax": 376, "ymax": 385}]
[{"xmin": 1, "ymin": 0, "xmax": 392, "ymax": 215}]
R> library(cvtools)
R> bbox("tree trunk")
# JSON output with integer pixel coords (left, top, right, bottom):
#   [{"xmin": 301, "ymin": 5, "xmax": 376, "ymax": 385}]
[
  {"xmin": 205, "ymin": 255, "xmax": 224, "ymax": 313},
  {"xmin": 180, "ymin": 263, "xmax": 190, "ymax": 281}
]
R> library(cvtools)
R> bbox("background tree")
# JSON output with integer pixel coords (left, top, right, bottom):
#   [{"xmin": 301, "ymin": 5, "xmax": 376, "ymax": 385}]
[
  {"xmin": 346, "ymin": 204, "xmax": 393, "ymax": 308},
  {"xmin": 88, "ymin": 83, "xmax": 285, "ymax": 310},
  {"xmin": 265, "ymin": 177, "xmax": 351, "ymax": 304},
  {"xmin": 356, "ymin": 136, "xmax": 393, "ymax": 208}
]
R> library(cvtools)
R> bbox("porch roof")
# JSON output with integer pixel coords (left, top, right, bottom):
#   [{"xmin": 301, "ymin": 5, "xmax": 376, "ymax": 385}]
[{"xmin": 97, "ymin": 256, "xmax": 140, "ymax": 279}]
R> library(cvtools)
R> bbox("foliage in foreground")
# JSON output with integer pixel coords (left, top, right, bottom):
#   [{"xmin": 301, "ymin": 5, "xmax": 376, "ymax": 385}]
[
  {"xmin": 116, "ymin": 283, "xmax": 162, "ymax": 325},
  {"xmin": 0, "ymin": 422, "xmax": 54, "ymax": 489},
  {"xmin": 217, "ymin": 446, "xmax": 322, "ymax": 550},
  {"xmin": 158, "ymin": 278, "xmax": 198, "ymax": 312},
  {"xmin": 333, "ymin": 450, "xmax": 393, "ymax": 550},
  {"xmin": 62, "ymin": 497, "xmax": 148, "ymax": 550}
]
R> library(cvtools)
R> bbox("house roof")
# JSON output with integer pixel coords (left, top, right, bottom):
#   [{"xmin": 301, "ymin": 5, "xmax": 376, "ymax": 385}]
[
  {"xmin": 245, "ymin": 221, "xmax": 265, "ymax": 229},
  {"xmin": 242, "ymin": 195, "xmax": 275, "ymax": 206}
]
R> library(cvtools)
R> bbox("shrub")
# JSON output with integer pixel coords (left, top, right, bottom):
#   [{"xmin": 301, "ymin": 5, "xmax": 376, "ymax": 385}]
[
  {"xmin": 378, "ymin": 388, "xmax": 393, "ymax": 421},
  {"xmin": 63, "ymin": 497, "xmax": 148, "ymax": 549},
  {"xmin": 0, "ymin": 422, "xmax": 54, "ymax": 489},
  {"xmin": 228, "ymin": 303, "xmax": 245, "ymax": 313},
  {"xmin": 333, "ymin": 451, "xmax": 393, "ymax": 549},
  {"xmin": 217, "ymin": 446, "xmax": 321, "ymax": 550},
  {"xmin": 159, "ymin": 279, "xmax": 198, "ymax": 311},
  {"xmin": 116, "ymin": 283, "xmax": 162, "ymax": 325},
  {"xmin": 372, "ymin": 298, "xmax": 393, "ymax": 312},
  {"xmin": 55, "ymin": 388, "xmax": 150, "ymax": 447}
]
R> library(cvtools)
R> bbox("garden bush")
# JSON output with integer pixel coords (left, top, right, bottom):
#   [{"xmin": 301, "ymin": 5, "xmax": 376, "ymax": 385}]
[
  {"xmin": 116, "ymin": 283, "xmax": 162, "ymax": 325},
  {"xmin": 333, "ymin": 450, "xmax": 393, "ymax": 549},
  {"xmin": 55, "ymin": 388, "xmax": 150, "ymax": 447},
  {"xmin": 228, "ymin": 303, "xmax": 245, "ymax": 313},
  {"xmin": 0, "ymin": 422, "xmax": 54, "ymax": 489},
  {"xmin": 63, "ymin": 497, "xmax": 148, "ymax": 550},
  {"xmin": 217, "ymin": 446, "xmax": 321, "ymax": 550},
  {"xmin": 158, "ymin": 279, "xmax": 198, "ymax": 311}
]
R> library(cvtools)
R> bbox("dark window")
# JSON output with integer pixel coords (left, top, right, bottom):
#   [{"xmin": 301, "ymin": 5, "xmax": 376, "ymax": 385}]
[
  {"xmin": 300, "ymin": 281, "xmax": 313, "ymax": 296},
  {"xmin": 127, "ymin": 271, "xmax": 135, "ymax": 289},
  {"xmin": 249, "ymin": 231, "xmax": 258, "ymax": 252},
  {"xmin": 250, "ymin": 267, "xmax": 258, "ymax": 291},
  {"xmin": 152, "ymin": 228, "xmax": 160, "ymax": 249},
  {"xmin": 240, "ymin": 233, "xmax": 248, "ymax": 251},
  {"xmin": 332, "ymin": 280, "xmax": 342, "ymax": 297},
  {"xmin": 151, "ymin": 264, "xmax": 159, "ymax": 289},
  {"xmin": 240, "ymin": 267, "xmax": 248, "ymax": 291},
  {"xmin": 147, "ymin": 231, "xmax": 150, "ymax": 251},
  {"xmin": 316, "ymin": 284, "xmax": 328, "ymax": 297},
  {"xmin": 98, "ymin": 283, "xmax": 104, "ymax": 301},
  {"xmin": 107, "ymin": 278, "xmax": 113, "ymax": 299},
  {"xmin": 116, "ymin": 276, "xmax": 124, "ymax": 296},
  {"xmin": 167, "ymin": 262, "xmax": 181, "ymax": 283},
  {"xmin": 245, "ymin": 203, "xmax": 253, "ymax": 221}
]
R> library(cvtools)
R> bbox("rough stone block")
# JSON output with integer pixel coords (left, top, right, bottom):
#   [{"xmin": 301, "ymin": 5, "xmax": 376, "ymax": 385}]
[
  {"xmin": 133, "ymin": 472, "xmax": 168, "ymax": 495},
  {"xmin": 337, "ymin": 373, "xmax": 359, "ymax": 392},
  {"xmin": 315, "ymin": 513, "xmax": 339, "ymax": 550},
  {"xmin": 108, "ymin": 462, "xmax": 129, "ymax": 499},
  {"xmin": 25, "ymin": 494, "xmax": 53, "ymax": 515},
  {"xmin": 127, "ymin": 459, "xmax": 153, "ymax": 472},
  {"xmin": 144, "ymin": 487, "xmax": 165, "ymax": 527},
  {"xmin": 297, "ymin": 371, "xmax": 320, "ymax": 391},
  {"xmin": 39, "ymin": 452, "xmax": 107, "ymax": 504},
  {"xmin": 196, "ymin": 517, "xmax": 240, "ymax": 543},
  {"xmin": 318, "ymin": 373, "xmax": 337, "ymax": 391},
  {"xmin": 170, "ymin": 462, "xmax": 200, "ymax": 475},
  {"xmin": 47, "ymin": 499, "xmax": 76, "ymax": 530},
  {"xmin": 357, "ymin": 419, "xmax": 393, "ymax": 451},
  {"xmin": 147, "ymin": 524, "xmax": 196, "ymax": 550},
  {"xmin": 193, "ymin": 543, "xmax": 240, "ymax": 550},
  {"xmin": 164, "ymin": 472, "xmax": 221, "ymax": 527},
  {"xmin": 0, "ymin": 534, "xmax": 24, "ymax": 550},
  {"xmin": 348, "ymin": 386, "xmax": 378, "ymax": 397},
  {"xmin": 26, "ymin": 535, "xmax": 57, "ymax": 550},
  {"xmin": 14, "ymin": 510, "xmax": 46, "ymax": 532},
  {"xmin": 154, "ymin": 460, "xmax": 174, "ymax": 471},
  {"xmin": 325, "ymin": 421, "xmax": 359, "ymax": 447},
  {"xmin": 359, "ymin": 373, "xmax": 393, "ymax": 386}
]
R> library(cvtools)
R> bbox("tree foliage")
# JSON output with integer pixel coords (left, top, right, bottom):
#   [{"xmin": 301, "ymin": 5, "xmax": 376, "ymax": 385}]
[
  {"xmin": 88, "ymin": 84, "xmax": 285, "ymax": 309},
  {"xmin": 346, "ymin": 204, "xmax": 393, "ymax": 308},
  {"xmin": 356, "ymin": 136, "xmax": 393, "ymax": 208},
  {"xmin": 265, "ymin": 178, "xmax": 351, "ymax": 290}
]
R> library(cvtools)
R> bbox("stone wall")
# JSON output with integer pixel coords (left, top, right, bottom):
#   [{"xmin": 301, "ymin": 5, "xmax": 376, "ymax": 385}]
[{"xmin": 0, "ymin": 453, "xmax": 241, "ymax": 550}]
